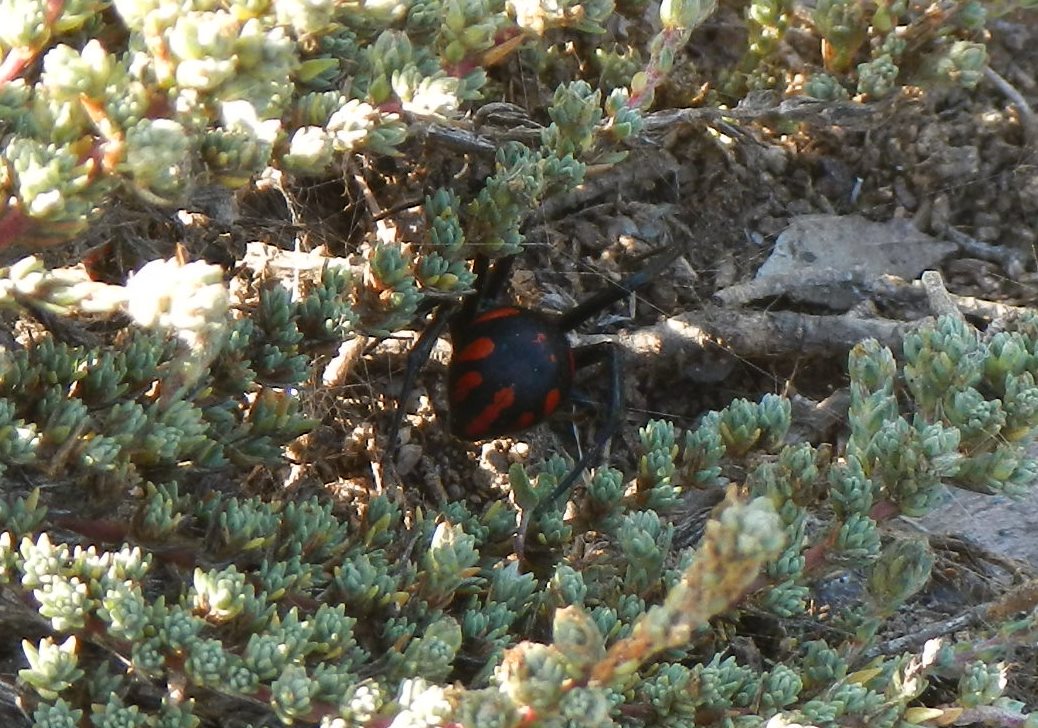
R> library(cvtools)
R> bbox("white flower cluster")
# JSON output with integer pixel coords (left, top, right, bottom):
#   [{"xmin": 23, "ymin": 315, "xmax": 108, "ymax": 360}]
[{"xmin": 125, "ymin": 257, "xmax": 229, "ymax": 346}]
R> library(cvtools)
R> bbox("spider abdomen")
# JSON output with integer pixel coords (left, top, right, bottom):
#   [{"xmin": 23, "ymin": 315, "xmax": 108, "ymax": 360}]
[{"xmin": 447, "ymin": 306, "xmax": 574, "ymax": 441}]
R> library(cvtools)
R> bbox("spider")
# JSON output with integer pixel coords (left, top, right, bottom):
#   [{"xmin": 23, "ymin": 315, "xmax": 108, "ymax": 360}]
[{"xmin": 385, "ymin": 245, "xmax": 681, "ymax": 552}]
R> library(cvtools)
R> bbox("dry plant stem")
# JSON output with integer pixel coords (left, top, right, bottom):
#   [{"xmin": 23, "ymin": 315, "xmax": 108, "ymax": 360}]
[
  {"xmin": 984, "ymin": 66, "xmax": 1038, "ymax": 148},
  {"xmin": 352, "ymin": 167, "xmax": 387, "ymax": 221},
  {"xmin": 920, "ymin": 270, "xmax": 964, "ymax": 321},
  {"xmin": 787, "ymin": 389, "xmax": 851, "ymax": 442},
  {"xmin": 714, "ymin": 268, "xmax": 880, "ymax": 307},
  {"xmin": 590, "ymin": 494, "xmax": 782, "ymax": 685},
  {"xmin": 629, "ymin": 27, "xmax": 689, "ymax": 110},
  {"xmin": 44, "ymin": 418, "xmax": 89, "ymax": 477},
  {"xmin": 575, "ymin": 308, "xmax": 914, "ymax": 364},
  {"xmin": 642, "ymin": 96, "xmax": 886, "ymax": 133},
  {"xmin": 945, "ymin": 704, "xmax": 1033, "ymax": 727},
  {"xmin": 420, "ymin": 96, "xmax": 885, "ymax": 162},
  {"xmin": 864, "ymin": 577, "xmax": 1038, "ymax": 660},
  {"xmin": 242, "ymin": 243, "xmax": 356, "ymax": 275},
  {"xmin": 862, "ymin": 606, "xmax": 984, "ymax": 660},
  {"xmin": 945, "ymin": 226, "xmax": 1029, "ymax": 278},
  {"xmin": 715, "ymin": 270, "xmax": 1029, "ymax": 320},
  {"xmin": 983, "ymin": 577, "xmax": 1038, "ymax": 622},
  {"xmin": 875, "ymin": 276, "xmax": 1027, "ymax": 320},
  {"xmin": 321, "ymin": 336, "xmax": 369, "ymax": 387}
]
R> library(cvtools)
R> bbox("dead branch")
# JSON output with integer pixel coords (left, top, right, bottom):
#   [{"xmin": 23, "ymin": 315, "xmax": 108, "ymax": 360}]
[
  {"xmin": 714, "ymin": 268, "xmax": 877, "ymax": 308},
  {"xmin": 574, "ymin": 308, "xmax": 914, "ymax": 376},
  {"xmin": 715, "ymin": 270, "xmax": 1031, "ymax": 321},
  {"xmin": 863, "ymin": 576, "xmax": 1038, "ymax": 661},
  {"xmin": 920, "ymin": 270, "xmax": 964, "ymax": 321},
  {"xmin": 944, "ymin": 226, "xmax": 1029, "ymax": 279},
  {"xmin": 984, "ymin": 66, "xmax": 1038, "ymax": 148},
  {"xmin": 418, "ymin": 95, "xmax": 885, "ymax": 160}
]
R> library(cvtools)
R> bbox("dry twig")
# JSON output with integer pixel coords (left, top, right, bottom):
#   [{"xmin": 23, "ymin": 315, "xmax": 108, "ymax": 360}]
[{"xmin": 984, "ymin": 66, "xmax": 1038, "ymax": 148}]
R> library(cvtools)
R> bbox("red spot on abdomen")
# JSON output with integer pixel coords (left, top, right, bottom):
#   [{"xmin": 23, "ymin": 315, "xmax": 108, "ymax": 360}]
[
  {"xmin": 452, "ymin": 371, "xmax": 483, "ymax": 403},
  {"xmin": 457, "ymin": 337, "xmax": 495, "ymax": 362},
  {"xmin": 466, "ymin": 387, "xmax": 516, "ymax": 438},
  {"xmin": 517, "ymin": 411, "xmax": 535, "ymax": 429},
  {"xmin": 473, "ymin": 307, "xmax": 520, "ymax": 324},
  {"xmin": 543, "ymin": 388, "xmax": 561, "ymax": 416}
]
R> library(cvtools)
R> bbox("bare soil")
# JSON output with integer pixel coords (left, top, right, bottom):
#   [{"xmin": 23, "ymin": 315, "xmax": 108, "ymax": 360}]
[
  {"xmin": 371, "ymin": 15, "xmax": 1038, "ymax": 552},
  {"xmin": 20, "ymin": 10, "xmax": 1038, "ymax": 722}
]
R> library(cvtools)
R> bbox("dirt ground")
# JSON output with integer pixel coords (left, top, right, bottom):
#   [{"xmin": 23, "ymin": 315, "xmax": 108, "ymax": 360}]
[
  {"xmin": 5, "ymin": 9, "xmax": 1036, "ymax": 728},
  {"xmin": 67, "ymin": 15, "xmax": 1038, "ymax": 540},
  {"xmin": 357, "ymin": 13, "xmax": 1038, "ymax": 547},
  {"xmin": 52, "ymin": 8, "xmax": 1037, "ymax": 605},
  {"xmin": 919, "ymin": 486, "xmax": 1038, "ymax": 568}
]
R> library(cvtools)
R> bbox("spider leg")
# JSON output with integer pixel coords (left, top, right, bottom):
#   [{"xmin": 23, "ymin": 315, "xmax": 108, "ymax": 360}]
[
  {"xmin": 382, "ymin": 301, "xmax": 458, "ymax": 464},
  {"xmin": 481, "ymin": 254, "xmax": 516, "ymax": 305},
  {"xmin": 515, "ymin": 340, "xmax": 623, "ymax": 555},
  {"xmin": 556, "ymin": 244, "xmax": 682, "ymax": 332},
  {"xmin": 384, "ymin": 254, "xmax": 516, "ymax": 465},
  {"xmin": 455, "ymin": 254, "xmax": 515, "ymax": 326}
]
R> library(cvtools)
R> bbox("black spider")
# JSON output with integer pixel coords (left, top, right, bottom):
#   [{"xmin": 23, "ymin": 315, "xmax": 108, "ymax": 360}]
[{"xmin": 385, "ymin": 245, "xmax": 680, "ymax": 553}]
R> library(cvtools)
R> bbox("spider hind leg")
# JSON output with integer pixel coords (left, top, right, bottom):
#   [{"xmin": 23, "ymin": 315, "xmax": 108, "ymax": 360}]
[{"xmin": 515, "ymin": 340, "xmax": 623, "ymax": 556}]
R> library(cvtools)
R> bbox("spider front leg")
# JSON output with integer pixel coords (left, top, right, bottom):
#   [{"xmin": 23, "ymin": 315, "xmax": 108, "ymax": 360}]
[
  {"xmin": 515, "ymin": 340, "xmax": 623, "ymax": 556},
  {"xmin": 381, "ymin": 302, "xmax": 456, "ymax": 468},
  {"xmin": 382, "ymin": 254, "xmax": 512, "ymax": 473}
]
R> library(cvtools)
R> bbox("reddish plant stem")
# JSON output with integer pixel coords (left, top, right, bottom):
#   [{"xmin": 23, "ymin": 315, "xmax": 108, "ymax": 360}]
[
  {"xmin": 0, "ymin": 208, "xmax": 32, "ymax": 250},
  {"xmin": 0, "ymin": 0, "xmax": 65, "ymax": 84},
  {"xmin": 628, "ymin": 27, "xmax": 688, "ymax": 110},
  {"xmin": 869, "ymin": 498, "xmax": 902, "ymax": 522}
]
